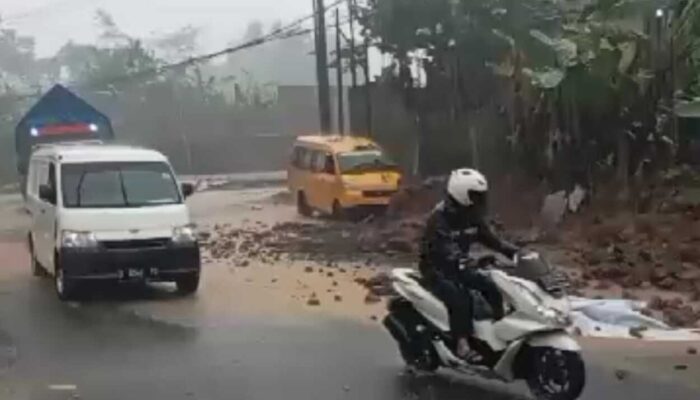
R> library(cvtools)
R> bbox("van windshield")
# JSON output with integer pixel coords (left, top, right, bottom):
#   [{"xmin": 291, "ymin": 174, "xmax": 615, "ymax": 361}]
[
  {"xmin": 61, "ymin": 162, "xmax": 181, "ymax": 208},
  {"xmin": 337, "ymin": 150, "xmax": 398, "ymax": 174}
]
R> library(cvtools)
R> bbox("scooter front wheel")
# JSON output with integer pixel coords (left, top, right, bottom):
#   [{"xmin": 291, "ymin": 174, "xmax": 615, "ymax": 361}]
[{"xmin": 525, "ymin": 347, "xmax": 585, "ymax": 400}]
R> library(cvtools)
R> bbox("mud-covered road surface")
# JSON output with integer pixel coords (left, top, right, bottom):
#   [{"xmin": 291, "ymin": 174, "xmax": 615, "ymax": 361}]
[{"xmin": 0, "ymin": 187, "xmax": 699, "ymax": 400}]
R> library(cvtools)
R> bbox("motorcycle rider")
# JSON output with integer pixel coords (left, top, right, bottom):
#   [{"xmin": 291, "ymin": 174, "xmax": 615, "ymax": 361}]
[{"xmin": 419, "ymin": 168, "xmax": 519, "ymax": 359}]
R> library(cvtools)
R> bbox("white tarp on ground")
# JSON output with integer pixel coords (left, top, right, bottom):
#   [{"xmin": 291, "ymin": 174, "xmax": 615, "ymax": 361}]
[{"xmin": 570, "ymin": 297, "xmax": 700, "ymax": 341}]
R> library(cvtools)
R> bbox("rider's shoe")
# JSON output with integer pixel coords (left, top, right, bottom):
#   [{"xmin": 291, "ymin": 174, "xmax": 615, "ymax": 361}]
[{"xmin": 456, "ymin": 337, "xmax": 483, "ymax": 364}]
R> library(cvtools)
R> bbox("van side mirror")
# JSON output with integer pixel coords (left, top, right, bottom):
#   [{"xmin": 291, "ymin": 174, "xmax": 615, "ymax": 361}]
[
  {"xmin": 39, "ymin": 184, "xmax": 55, "ymax": 204},
  {"xmin": 181, "ymin": 182, "xmax": 195, "ymax": 199}
]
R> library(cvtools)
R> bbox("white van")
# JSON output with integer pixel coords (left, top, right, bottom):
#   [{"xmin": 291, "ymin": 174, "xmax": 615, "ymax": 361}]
[{"xmin": 25, "ymin": 143, "xmax": 200, "ymax": 300}]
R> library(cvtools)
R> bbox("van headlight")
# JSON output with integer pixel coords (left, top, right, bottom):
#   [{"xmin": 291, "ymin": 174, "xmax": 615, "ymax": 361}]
[
  {"xmin": 172, "ymin": 225, "xmax": 197, "ymax": 244},
  {"xmin": 61, "ymin": 230, "xmax": 98, "ymax": 248},
  {"xmin": 536, "ymin": 305, "xmax": 571, "ymax": 326}
]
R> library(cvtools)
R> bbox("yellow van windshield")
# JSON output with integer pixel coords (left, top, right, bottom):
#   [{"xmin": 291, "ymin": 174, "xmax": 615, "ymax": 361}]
[{"xmin": 337, "ymin": 150, "xmax": 397, "ymax": 173}]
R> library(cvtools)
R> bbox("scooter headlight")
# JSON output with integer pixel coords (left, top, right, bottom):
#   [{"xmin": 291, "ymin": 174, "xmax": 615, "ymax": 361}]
[{"xmin": 536, "ymin": 305, "xmax": 570, "ymax": 326}]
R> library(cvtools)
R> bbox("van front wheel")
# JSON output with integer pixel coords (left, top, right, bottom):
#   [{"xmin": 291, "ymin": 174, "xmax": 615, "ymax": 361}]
[
  {"xmin": 55, "ymin": 265, "xmax": 79, "ymax": 301},
  {"xmin": 28, "ymin": 236, "xmax": 46, "ymax": 277},
  {"xmin": 297, "ymin": 192, "xmax": 311, "ymax": 217},
  {"xmin": 332, "ymin": 200, "xmax": 346, "ymax": 220}
]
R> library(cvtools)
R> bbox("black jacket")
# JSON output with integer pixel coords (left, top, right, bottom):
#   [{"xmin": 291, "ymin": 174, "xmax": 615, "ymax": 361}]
[{"xmin": 418, "ymin": 198, "xmax": 518, "ymax": 281}]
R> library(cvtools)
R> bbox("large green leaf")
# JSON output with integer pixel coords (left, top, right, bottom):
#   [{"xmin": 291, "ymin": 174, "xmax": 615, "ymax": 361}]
[
  {"xmin": 523, "ymin": 66, "xmax": 566, "ymax": 88},
  {"xmin": 529, "ymin": 29, "xmax": 579, "ymax": 67},
  {"xmin": 617, "ymin": 41, "xmax": 636, "ymax": 73},
  {"xmin": 486, "ymin": 60, "xmax": 515, "ymax": 77}
]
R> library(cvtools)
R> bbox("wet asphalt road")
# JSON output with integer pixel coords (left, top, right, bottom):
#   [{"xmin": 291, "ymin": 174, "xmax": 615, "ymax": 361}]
[
  {"xmin": 1, "ymin": 271, "xmax": 700, "ymax": 400},
  {"xmin": 1, "ymin": 185, "xmax": 699, "ymax": 400}
]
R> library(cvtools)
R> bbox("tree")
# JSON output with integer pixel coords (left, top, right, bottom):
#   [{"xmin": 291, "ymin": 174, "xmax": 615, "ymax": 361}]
[
  {"xmin": 220, "ymin": 20, "xmax": 316, "ymax": 86},
  {"xmin": 358, "ymin": 0, "xmax": 693, "ymax": 196}
]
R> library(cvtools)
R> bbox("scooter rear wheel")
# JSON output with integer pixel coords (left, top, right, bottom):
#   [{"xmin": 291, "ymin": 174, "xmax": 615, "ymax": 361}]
[
  {"xmin": 525, "ymin": 347, "xmax": 585, "ymax": 400},
  {"xmin": 384, "ymin": 301, "xmax": 440, "ymax": 373},
  {"xmin": 403, "ymin": 344, "xmax": 439, "ymax": 373}
]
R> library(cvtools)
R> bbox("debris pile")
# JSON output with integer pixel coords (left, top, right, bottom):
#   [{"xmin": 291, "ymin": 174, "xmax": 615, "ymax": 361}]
[
  {"xmin": 202, "ymin": 219, "xmax": 425, "ymax": 264},
  {"xmin": 548, "ymin": 168, "xmax": 700, "ymax": 327},
  {"xmin": 355, "ymin": 272, "xmax": 395, "ymax": 300}
]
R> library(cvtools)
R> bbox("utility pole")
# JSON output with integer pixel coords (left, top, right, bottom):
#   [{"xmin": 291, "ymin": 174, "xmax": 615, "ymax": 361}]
[
  {"xmin": 669, "ymin": 10, "xmax": 678, "ymax": 152},
  {"xmin": 347, "ymin": 0, "xmax": 357, "ymax": 88},
  {"xmin": 313, "ymin": 0, "xmax": 332, "ymax": 134},
  {"xmin": 335, "ymin": 9, "xmax": 345, "ymax": 135},
  {"xmin": 363, "ymin": 34, "xmax": 372, "ymax": 136}
]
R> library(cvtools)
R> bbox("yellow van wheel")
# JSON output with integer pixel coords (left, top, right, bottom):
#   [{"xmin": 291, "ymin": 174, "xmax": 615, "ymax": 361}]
[
  {"xmin": 332, "ymin": 200, "xmax": 346, "ymax": 220},
  {"xmin": 297, "ymin": 192, "xmax": 312, "ymax": 217}
]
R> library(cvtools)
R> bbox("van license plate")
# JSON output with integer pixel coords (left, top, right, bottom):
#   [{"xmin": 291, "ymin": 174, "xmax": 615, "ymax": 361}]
[{"xmin": 127, "ymin": 268, "xmax": 144, "ymax": 279}]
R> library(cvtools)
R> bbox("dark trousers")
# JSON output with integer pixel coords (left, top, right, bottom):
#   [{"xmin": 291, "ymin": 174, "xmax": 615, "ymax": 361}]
[{"xmin": 431, "ymin": 272, "xmax": 504, "ymax": 337}]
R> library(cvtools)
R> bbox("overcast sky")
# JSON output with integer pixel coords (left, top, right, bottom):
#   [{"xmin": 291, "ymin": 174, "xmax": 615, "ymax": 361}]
[{"xmin": 0, "ymin": 0, "xmax": 313, "ymax": 56}]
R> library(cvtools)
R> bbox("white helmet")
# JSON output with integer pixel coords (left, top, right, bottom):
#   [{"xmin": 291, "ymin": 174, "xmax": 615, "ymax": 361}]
[{"xmin": 446, "ymin": 168, "xmax": 488, "ymax": 206}]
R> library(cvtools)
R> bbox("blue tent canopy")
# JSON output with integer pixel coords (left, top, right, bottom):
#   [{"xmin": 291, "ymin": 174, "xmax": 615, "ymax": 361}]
[{"xmin": 14, "ymin": 84, "xmax": 114, "ymax": 173}]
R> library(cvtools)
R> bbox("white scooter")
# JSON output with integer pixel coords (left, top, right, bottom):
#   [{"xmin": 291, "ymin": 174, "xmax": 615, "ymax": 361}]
[{"xmin": 383, "ymin": 252, "xmax": 585, "ymax": 400}]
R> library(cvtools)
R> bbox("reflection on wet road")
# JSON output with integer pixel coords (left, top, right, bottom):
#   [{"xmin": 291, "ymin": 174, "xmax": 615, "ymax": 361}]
[
  {"xmin": 1, "ymin": 187, "xmax": 699, "ymax": 400},
  {"xmin": 0, "ymin": 273, "xmax": 699, "ymax": 400}
]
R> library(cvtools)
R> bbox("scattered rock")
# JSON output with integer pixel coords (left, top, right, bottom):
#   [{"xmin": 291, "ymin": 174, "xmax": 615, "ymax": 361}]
[
  {"xmin": 687, "ymin": 347, "xmax": 697, "ymax": 355},
  {"xmin": 369, "ymin": 315, "xmax": 378, "ymax": 321},
  {"xmin": 541, "ymin": 191, "xmax": 567, "ymax": 227},
  {"xmin": 665, "ymin": 307, "xmax": 697, "ymax": 327},
  {"xmin": 364, "ymin": 293, "xmax": 381, "ymax": 304},
  {"xmin": 649, "ymin": 296, "xmax": 665, "ymax": 310},
  {"xmin": 657, "ymin": 276, "xmax": 676, "ymax": 289},
  {"xmin": 307, "ymin": 293, "xmax": 321, "ymax": 306},
  {"xmin": 629, "ymin": 326, "xmax": 648, "ymax": 339},
  {"xmin": 668, "ymin": 297, "xmax": 684, "ymax": 309},
  {"xmin": 614, "ymin": 369, "xmax": 628, "ymax": 380},
  {"xmin": 639, "ymin": 249, "xmax": 653, "ymax": 262},
  {"xmin": 332, "ymin": 281, "xmax": 338, "ymax": 287},
  {"xmin": 354, "ymin": 277, "xmax": 368, "ymax": 286},
  {"xmin": 583, "ymin": 251, "xmax": 603, "ymax": 266},
  {"xmin": 334, "ymin": 295, "xmax": 343, "ymax": 302},
  {"xmin": 197, "ymin": 231, "xmax": 212, "ymax": 241},
  {"xmin": 594, "ymin": 281, "xmax": 612, "ymax": 290},
  {"xmin": 364, "ymin": 272, "xmax": 394, "ymax": 297},
  {"xmin": 304, "ymin": 266, "xmax": 314, "ymax": 273},
  {"xmin": 327, "ymin": 272, "xmax": 334, "ymax": 278},
  {"xmin": 678, "ymin": 245, "xmax": 700, "ymax": 264}
]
